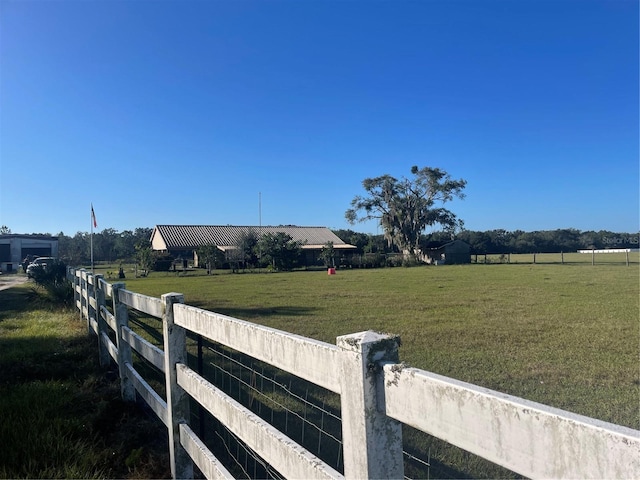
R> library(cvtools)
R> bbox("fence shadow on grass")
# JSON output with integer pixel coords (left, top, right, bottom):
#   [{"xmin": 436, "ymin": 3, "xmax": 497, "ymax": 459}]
[
  {"xmin": 0, "ymin": 334, "xmax": 93, "ymax": 384},
  {"xmin": 187, "ymin": 303, "xmax": 318, "ymax": 321},
  {"xmin": 128, "ymin": 310, "xmax": 164, "ymax": 344},
  {"xmin": 0, "ymin": 285, "xmax": 52, "ymax": 320}
]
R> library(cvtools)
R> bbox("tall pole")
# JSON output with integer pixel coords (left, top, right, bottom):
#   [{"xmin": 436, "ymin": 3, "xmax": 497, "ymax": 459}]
[
  {"xmin": 259, "ymin": 191, "xmax": 262, "ymax": 230},
  {"xmin": 90, "ymin": 208, "xmax": 94, "ymax": 273},
  {"xmin": 90, "ymin": 204, "xmax": 96, "ymax": 273},
  {"xmin": 258, "ymin": 192, "xmax": 262, "ymax": 261}
]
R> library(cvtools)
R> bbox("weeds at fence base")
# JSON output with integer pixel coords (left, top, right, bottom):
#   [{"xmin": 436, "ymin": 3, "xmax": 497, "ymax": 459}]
[{"xmin": 0, "ymin": 284, "xmax": 171, "ymax": 479}]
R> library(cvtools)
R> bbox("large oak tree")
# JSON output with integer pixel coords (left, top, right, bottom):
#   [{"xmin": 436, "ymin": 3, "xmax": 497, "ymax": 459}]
[{"xmin": 345, "ymin": 166, "xmax": 467, "ymax": 257}]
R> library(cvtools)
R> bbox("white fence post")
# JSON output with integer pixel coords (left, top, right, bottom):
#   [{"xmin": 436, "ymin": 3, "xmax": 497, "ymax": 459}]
[
  {"xmin": 79, "ymin": 269, "xmax": 89, "ymax": 326},
  {"xmin": 94, "ymin": 275, "xmax": 110, "ymax": 367},
  {"xmin": 88, "ymin": 272, "xmax": 97, "ymax": 328},
  {"xmin": 112, "ymin": 282, "xmax": 135, "ymax": 402},
  {"xmin": 162, "ymin": 292, "xmax": 192, "ymax": 480},
  {"xmin": 337, "ymin": 331, "xmax": 404, "ymax": 479},
  {"xmin": 71, "ymin": 268, "xmax": 79, "ymax": 311},
  {"xmin": 74, "ymin": 269, "xmax": 80, "ymax": 311}
]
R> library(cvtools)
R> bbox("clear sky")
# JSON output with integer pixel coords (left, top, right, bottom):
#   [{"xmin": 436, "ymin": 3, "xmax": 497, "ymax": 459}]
[{"xmin": 1, "ymin": 0, "xmax": 638, "ymax": 236}]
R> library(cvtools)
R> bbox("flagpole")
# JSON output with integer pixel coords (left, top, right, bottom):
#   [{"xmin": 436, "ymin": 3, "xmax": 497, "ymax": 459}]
[{"xmin": 90, "ymin": 205, "xmax": 94, "ymax": 273}]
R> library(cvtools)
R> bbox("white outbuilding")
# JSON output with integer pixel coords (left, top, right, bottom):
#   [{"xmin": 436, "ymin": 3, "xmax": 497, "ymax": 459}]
[{"xmin": 0, "ymin": 234, "xmax": 59, "ymax": 273}]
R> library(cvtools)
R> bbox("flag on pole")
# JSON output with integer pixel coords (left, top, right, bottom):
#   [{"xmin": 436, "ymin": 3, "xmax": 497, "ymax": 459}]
[{"xmin": 91, "ymin": 204, "xmax": 98, "ymax": 228}]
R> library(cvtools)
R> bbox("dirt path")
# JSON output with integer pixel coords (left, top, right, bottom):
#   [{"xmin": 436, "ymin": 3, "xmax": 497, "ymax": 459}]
[{"xmin": 0, "ymin": 275, "xmax": 29, "ymax": 291}]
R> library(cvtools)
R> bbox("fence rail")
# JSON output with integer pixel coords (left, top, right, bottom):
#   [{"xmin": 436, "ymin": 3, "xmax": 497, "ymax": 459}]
[
  {"xmin": 383, "ymin": 366, "xmax": 638, "ymax": 479},
  {"xmin": 68, "ymin": 267, "xmax": 640, "ymax": 480}
]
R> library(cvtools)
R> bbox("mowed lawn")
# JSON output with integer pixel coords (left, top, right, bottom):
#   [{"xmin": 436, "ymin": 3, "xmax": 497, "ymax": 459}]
[{"xmin": 123, "ymin": 262, "xmax": 640, "ymax": 430}]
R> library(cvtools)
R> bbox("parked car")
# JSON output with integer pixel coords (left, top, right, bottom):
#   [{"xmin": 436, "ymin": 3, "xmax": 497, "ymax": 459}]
[{"xmin": 26, "ymin": 257, "xmax": 56, "ymax": 278}]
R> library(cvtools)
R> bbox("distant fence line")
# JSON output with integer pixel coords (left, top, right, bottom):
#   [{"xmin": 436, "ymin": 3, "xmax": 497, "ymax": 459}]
[
  {"xmin": 68, "ymin": 267, "xmax": 640, "ymax": 480},
  {"xmin": 577, "ymin": 248, "xmax": 640, "ymax": 254},
  {"xmin": 473, "ymin": 250, "xmax": 638, "ymax": 265}
]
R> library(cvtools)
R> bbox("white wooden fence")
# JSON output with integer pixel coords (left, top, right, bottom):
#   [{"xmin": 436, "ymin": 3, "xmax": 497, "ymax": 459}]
[{"xmin": 69, "ymin": 268, "xmax": 640, "ymax": 480}]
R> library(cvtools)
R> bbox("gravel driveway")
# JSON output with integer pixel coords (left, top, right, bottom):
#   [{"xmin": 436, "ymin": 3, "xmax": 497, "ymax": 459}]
[{"xmin": 0, "ymin": 275, "xmax": 28, "ymax": 291}]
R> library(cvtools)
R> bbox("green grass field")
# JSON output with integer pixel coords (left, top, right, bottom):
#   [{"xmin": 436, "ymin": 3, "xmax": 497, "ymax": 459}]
[
  {"xmin": 117, "ymin": 262, "xmax": 639, "ymax": 431},
  {"xmin": 2, "ymin": 255, "xmax": 634, "ymax": 479}
]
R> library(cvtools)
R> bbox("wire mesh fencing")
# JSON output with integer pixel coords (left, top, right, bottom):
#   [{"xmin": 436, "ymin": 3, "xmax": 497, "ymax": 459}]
[{"xmin": 189, "ymin": 336, "xmax": 344, "ymax": 478}]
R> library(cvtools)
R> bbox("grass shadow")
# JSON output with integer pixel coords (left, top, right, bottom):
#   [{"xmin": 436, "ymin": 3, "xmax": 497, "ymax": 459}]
[
  {"xmin": 187, "ymin": 302, "xmax": 317, "ymax": 320},
  {"xmin": 128, "ymin": 310, "xmax": 164, "ymax": 343},
  {"xmin": 0, "ymin": 334, "xmax": 94, "ymax": 384},
  {"xmin": 0, "ymin": 285, "xmax": 38, "ymax": 320}
]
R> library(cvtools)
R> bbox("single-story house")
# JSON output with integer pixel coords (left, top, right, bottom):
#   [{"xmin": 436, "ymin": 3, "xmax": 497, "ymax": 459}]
[
  {"xmin": 0, "ymin": 234, "xmax": 59, "ymax": 272},
  {"xmin": 150, "ymin": 225, "xmax": 356, "ymax": 266},
  {"xmin": 421, "ymin": 239, "xmax": 471, "ymax": 265}
]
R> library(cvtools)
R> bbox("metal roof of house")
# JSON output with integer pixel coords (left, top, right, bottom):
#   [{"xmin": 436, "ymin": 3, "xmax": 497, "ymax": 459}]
[
  {"xmin": 0, "ymin": 234, "xmax": 58, "ymax": 241},
  {"xmin": 423, "ymin": 239, "xmax": 470, "ymax": 250},
  {"xmin": 151, "ymin": 225, "xmax": 356, "ymax": 251}
]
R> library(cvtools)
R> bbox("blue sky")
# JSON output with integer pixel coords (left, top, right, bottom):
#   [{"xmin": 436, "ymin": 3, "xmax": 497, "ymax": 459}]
[{"xmin": 1, "ymin": 0, "xmax": 638, "ymax": 236}]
